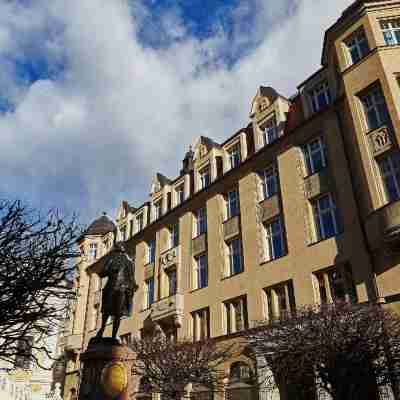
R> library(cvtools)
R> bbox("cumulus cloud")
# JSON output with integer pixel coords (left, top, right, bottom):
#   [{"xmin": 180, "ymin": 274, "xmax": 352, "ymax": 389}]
[{"xmin": 0, "ymin": 0, "xmax": 353, "ymax": 222}]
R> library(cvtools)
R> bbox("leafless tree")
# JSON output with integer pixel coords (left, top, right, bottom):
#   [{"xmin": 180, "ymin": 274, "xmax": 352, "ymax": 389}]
[
  {"xmin": 0, "ymin": 199, "xmax": 80, "ymax": 368},
  {"xmin": 247, "ymin": 302, "xmax": 400, "ymax": 400},
  {"xmin": 130, "ymin": 334, "xmax": 235, "ymax": 400}
]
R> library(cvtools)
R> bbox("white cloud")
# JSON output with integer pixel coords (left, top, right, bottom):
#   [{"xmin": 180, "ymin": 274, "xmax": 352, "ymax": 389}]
[{"xmin": 0, "ymin": 0, "xmax": 353, "ymax": 222}]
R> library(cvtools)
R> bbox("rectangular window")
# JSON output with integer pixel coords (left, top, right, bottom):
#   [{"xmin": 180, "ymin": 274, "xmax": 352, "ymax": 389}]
[
  {"xmin": 196, "ymin": 207, "xmax": 207, "ymax": 236},
  {"xmin": 120, "ymin": 333, "xmax": 132, "ymax": 346},
  {"xmin": 361, "ymin": 87, "xmax": 389, "ymax": 131},
  {"xmin": 194, "ymin": 253, "xmax": 208, "ymax": 289},
  {"xmin": 378, "ymin": 152, "xmax": 400, "ymax": 202},
  {"xmin": 227, "ymin": 189, "xmax": 240, "ymax": 219},
  {"xmin": 199, "ymin": 167, "xmax": 211, "ymax": 190},
  {"xmin": 145, "ymin": 278, "xmax": 155, "ymax": 308},
  {"xmin": 303, "ymin": 137, "xmax": 327, "ymax": 176},
  {"xmin": 192, "ymin": 308, "xmax": 210, "ymax": 341},
  {"xmin": 228, "ymin": 144, "xmax": 241, "ymax": 169},
  {"xmin": 136, "ymin": 213, "xmax": 144, "ymax": 233},
  {"xmin": 89, "ymin": 243, "xmax": 98, "ymax": 260},
  {"xmin": 166, "ymin": 268, "xmax": 177, "ymax": 296},
  {"xmin": 154, "ymin": 200, "xmax": 162, "ymax": 221},
  {"xmin": 170, "ymin": 223, "xmax": 179, "ymax": 248},
  {"xmin": 148, "ymin": 240, "xmax": 156, "ymax": 264},
  {"xmin": 380, "ymin": 18, "xmax": 400, "ymax": 46},
  {"xmin": 228, "ymin": 238, "xmax": 243, "ymax": 276},
  {"xmin": 345, "ymin": 29, "xmax": 369, "ymax": 65},
  {"xmin": 314, "ymin": 265, "xmax": 357, "ymax": 304},
  {"xmin": 261, "ymin": 165, "xmax": 278, "ymax": 200},
  {"xmin": 175, "ymin": 184, "xmax": 185, "ymax": 206},
  {"xmin": 263, "ymin": 218, "xmax": 286, "ymax": 262},
  {"xmin": 263, "ymin": 115, "xmax": 278, "ymax": 145},
  {"xmin": 224, "ymin": 296, "xmax": 248, "ymax": 334},
  {"xmin": 264, "ymin": 281, "xmax": 295, "ymax": 321},
  {"xmin": 312, "ymin": 193, "xmax": 341, "ymax": 241},
  {"xmin": 309, "ymin": 81, "xmax": 331, "ymax": 113}
]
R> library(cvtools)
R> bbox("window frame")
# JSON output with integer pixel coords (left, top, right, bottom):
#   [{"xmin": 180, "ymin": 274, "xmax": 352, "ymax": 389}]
[
  {"xmin": 194, "ymin": 253, "xmax": 208, "ymax": 290},
  {"xmin": 228, "ymin": 238, "xmax": 243, "ymax": 276},
  {"xmin": 262, "ymin": 115, "xmax": 278, "ymax": 146},
  {"xmin": 224, "ymin": 296, "xmax": 248, "ymax": 335},
  {"xmin": 309, "ymin": 80, "xmax": 331, "ymax": 113},
  {"xmin": 153, "ymin": 200, "xmax": 162, "ymax": 221},
  {"xmin": 175, "ymin": 183, "xmax": 185, "ymax": 206},
  {"xmin": 170, "ymin": 222, "xmax": 180, "ymax": 248},
  {"xmin": 195, "ymin": 207, "xmax": 207, "ymax": 237},
  {"xmin": 263, "ymin": 217, "xmax": 286, "ymax": 262},
  {"xmin": 148, "ymin": 240, "xmax": 156, "ymax": 264},
  {"xmin": 264, "ymin": 280, "xmax": 295, "ymax": 321},
  {"xmin": 378, "ymin": 152, "xmax": 400, "ymax": 203},
  {"xmin": 345, "ymin": 28, "xmax": 370, "ymax": 65},
  {"xmin": 191, "ymin": 307, "xmax": 210, "ymax": 342},
  {"xmin": 226, "ymin": 189, "xmax": 240, "ymax": 220},
  {"xmin": 380, "ymin": 18, "xmax": 400, "ymax": 46},
  {"xmin": 199, "ymin": 166, "xmax": 211, "ymax": 190},
  {"xmin": 260, "ymin": 164, "xmax": 279, "ymax": 200},
  {"xmin": 312, "ymin": 193, "xmax": 341, "ymax": 241},
  {"xmin": 227, "ymin": 143, "xmax": 241, "ymax": 169},
  {"xmin": 166, "ymin": 268, "xmax": 177, "ymax": 297},
  {"xmin": 360, "ymin": 86, "xmax": 389, "ymax": 131},
  {"xmin": 302, "ymin": 136, "xmax": 327, "ymax": 176},
  {"xmin": 89, "ymin": 243, "xmax": 98, "ymax": 260},
  {"xmin": 136, "ymin": 212, "xmax": 144, "ymax": 233}
]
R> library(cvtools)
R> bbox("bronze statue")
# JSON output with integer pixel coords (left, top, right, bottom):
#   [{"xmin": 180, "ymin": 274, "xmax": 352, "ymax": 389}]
[{"xmin": 96, "ymin": 242, "xmax": 138, "ymax": 340}]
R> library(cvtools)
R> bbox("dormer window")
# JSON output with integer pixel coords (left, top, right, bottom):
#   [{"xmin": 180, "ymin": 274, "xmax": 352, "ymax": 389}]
[
  {"xmin": 380, "ymin": 18, "xmax": 400, "ymax": 46},
  {"xmin": 263, "ymin": 116, "xmax": 278, "ymax": 146},
  {"xmin": 309, "ymin": 81, "xmax": 331, "ymax": 113},
  {"xmin": 136, "ymin": 212, "xmax": 144, "ymax": 233},
  {"xmin": 153, "ymin": 200, "xmax": 162, "ymax": 221},
  {"xmin": 175, "ymin": 184, "xmax": 185, "ymax": 206},
  {"xmin": 199, "ymin": 166, "xmax": 211, "ymax": 190},
  {"xmin": 345, "ymin": 28, "xmax": 369, "ymax": 65},
  {"xmin": 228, "ymin": 144, "xmax": 241, "ymax": 169}
]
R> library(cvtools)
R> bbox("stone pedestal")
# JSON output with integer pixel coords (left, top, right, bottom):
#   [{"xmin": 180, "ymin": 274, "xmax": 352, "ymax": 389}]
[{"xmin": 79, "ymin": 338, "xmax": 137, "ymax": 400}]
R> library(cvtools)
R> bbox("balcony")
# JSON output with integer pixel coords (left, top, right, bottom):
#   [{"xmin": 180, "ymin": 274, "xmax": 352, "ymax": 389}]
[
  {"xmin": 144, "ymin": 262, "xmax": 155, "ymax": 280},
  {"xmin": 365, "ymin": 200, "xmax": 400, "ymax": 251},
  {"xmin": 367, "ymin": 125, "xmax": 393, "ymax": 157},
  {"xmin": 223, "ymin": 215, "xmax": 240, "ymax": 241},
  {"xmin": 192, "ymin": 234, "xmax": 207, "ymax": 256},
  {"xmin": 304, "ymin": 169, "xmax": 332, "ymax": 200},
  {"xmin": 258, "ymin": 194, "xmax": 280, "ymax": 223},
  {"xmin": 159, "ymin": 246, "xmax": 180, "ymax": 270},
  {"xmin": 65, "ymin": 334, "xmax": 82, "ymax": 352},
  {"xmin": 150, "ymin": 294, "xmax": 184, "ymax": 326}
]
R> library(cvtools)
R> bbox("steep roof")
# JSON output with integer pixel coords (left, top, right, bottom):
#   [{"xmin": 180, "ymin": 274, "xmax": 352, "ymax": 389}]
[{"xmin": 84, "ymin": 214, "xmax": 116, "ymax": 236}]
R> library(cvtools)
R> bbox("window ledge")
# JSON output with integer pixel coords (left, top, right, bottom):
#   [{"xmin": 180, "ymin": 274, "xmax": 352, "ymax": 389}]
[
  {"xmin": 306, "ymin": 231, "xmax": 344, "ymax": 247},
  {"xmin": 221, "ymin": 270, "xmax": 244, "ymax": 281},
  {"xmin": 189, "ymin": 287, "xmax": 208, "ymax": 294},
  {"xmin": 259, "ymin": 253, "xmax": 287, "ymax": 266},
  {"xmin": 223, "ymin": 213, "xmax": 241, "ymax": 224},
  {"xmin": 303, "ymin": 166, "xmax": 328, "ymax": 180}
]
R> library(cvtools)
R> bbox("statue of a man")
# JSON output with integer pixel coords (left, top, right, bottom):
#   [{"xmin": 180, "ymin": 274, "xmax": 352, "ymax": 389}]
[{"xmin": 96, "ymin": 242, "xmax": 138, "ymax": 339}]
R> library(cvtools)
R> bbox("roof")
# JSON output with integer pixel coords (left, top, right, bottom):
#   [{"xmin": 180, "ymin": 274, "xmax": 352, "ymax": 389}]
[{"xmin": 84, "ymin": 214, "xmax": 116, "ymax": 236}]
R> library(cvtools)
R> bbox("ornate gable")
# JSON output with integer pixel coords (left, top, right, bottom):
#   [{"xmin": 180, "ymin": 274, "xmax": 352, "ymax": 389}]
[
  {"xmin": 193, "ymin": 136, "xmax": 220, "ymax": 161},
  {"xmin": 249, "ymin": 86, "xmax": 279, "ymax": 118},
  {"xmin": 150, "ymin": 173, "xmax": 171, "ymax": 195}
]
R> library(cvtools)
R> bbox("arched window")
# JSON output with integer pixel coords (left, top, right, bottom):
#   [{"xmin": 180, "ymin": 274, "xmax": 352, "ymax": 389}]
[{"xmin": 226, "ymin": 362, "xmax": 257, "ymax": 400}]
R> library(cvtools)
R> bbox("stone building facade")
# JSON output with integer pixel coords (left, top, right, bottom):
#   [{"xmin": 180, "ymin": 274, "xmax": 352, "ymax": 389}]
[{"xmin": 62, "ymin": 0, "xmax": 400, "ymax": 398}]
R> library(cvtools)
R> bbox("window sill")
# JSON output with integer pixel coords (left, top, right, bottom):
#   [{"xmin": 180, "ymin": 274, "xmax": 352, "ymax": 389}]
[
  {"xmin": 307, "ymin": 231, "xmax": 344, "ymax": 247},
  {"xmin": 303, "ymin": 166, "xmax": 328, "ymax": 180},
  {"xmin": 259, "ymin": 253, "xmax": 287, "ymax": 266},
  {"xmin": 190, "ymin": 286, "xmax": 208, "ymax": 294},
  {"xmin": 221, "ymin": 270, "xmax": 244, "ymax": 281},
  {"xmin": 192, "ymin": 232, "xmax": 207, "ymax": 240},
  {"xmin": 224, "ymin": 213, "xmax": 240, "ymax": 224}
]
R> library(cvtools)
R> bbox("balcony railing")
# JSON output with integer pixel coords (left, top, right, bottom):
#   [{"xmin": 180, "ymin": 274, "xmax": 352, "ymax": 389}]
[
  {"xmin": 258, "ymin": 194, "xmax": 280, "ymax": 223},
  {"xmin": 192, "ymin": 234, "xmax": 207, "ymax": 256},
  {"xmin": 223, "ymin": 215, "xmax": 240, "ymax": 241},
  {"xmin": 304, "ymin": 168, "xmax": 332, "ymax": 200}
]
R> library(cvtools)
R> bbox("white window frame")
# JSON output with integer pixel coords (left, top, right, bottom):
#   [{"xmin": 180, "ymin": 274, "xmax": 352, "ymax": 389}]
[
  {"xmin": 263, "ymin": 218, "xmax": 286, "ymax": 262},
  {"xmin": 194, "ymin": 253, "xmax": 208, "ymax": 290},
  {"xmin": 148, "ymin": 240, "xmax": 156, "ymax": 264},
  {"xmin": 144, "ymin": 278, "xmax": 155, "ymax": 309},
  {"xmin": 199, "ymin": 166, "xmax": 211, "ymax": 190},
  {"xmin": 228, "ymin": 144, "xmax": 241, "ymax": 169},
  {"xmin": 345, "ymin": 29, "xmax": 369, "ymax": 65},
  {"xmin": 378, "ymin": 152, "xmax": 400, "ymax": 203},
  {"xmin": 192, "ymin": 308, "xmax": 210, "ymax": 342},
  {"xmin": 89, "ymin": 243, "xmax": 98, "ymax": 260},
  {"xmin": 136, "ymin": 212, "xmax": 144, "ymax": 233},
  {"xmin": 228, "ymin": 238, "xmax": 243, "ymax": 276},
  {"xmin": 153, "ymin": 200, "xmax": 162, "ymax": 221},
  {"xmin": 226, "ymin": 189, "xmax": 240, "ymax": 220},
  {"xmin": 166, "ymin": 268, "xmax": 177, "ymax": 297},
  {"xmin": 309, "ymin": 81, "xmax": 331, "ymax": 113},
  {"xmin": 264, "ymin": 281, "xmax": 294, "ymax": 321},
  {"xmin": 175, "ymin": 184, "xmax": 185, "ymax": 206},
  {"xmin": 260, "ymin": 164, "xmax": 278, "ymax": 200},
  {"xmin": 312, "ymin": 193, "xmax": 340, "ymax": 241},
  {"xmin": 380, "ymin": 18, "xmax": 400, "ymax": 46},
  {"xmin": 303, "ymin": 137, "xmax": 327, "ymax": 176},
  {"xmin": 195, "ymin": 207, "xmax": 207, "ymax": 237},
  {"xmin": 224, "ymin": 296, "xmax": 247, "ymax": 334},
  {"xmin": 361, "ymin": 87, "xmax": 388, "ymax": 131},
  {"xmin": 170, "ymin": 222, "xmax": 179, "ymax": 248},
  {"xmin": 262, "ymin": 115, "xmax": 278, "ymax": 146}
]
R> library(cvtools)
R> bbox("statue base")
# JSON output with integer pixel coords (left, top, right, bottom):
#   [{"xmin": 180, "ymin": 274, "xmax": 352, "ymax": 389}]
[{"xmin": 79, "ymin": 338, "xmax": 136, "ymax": 400}]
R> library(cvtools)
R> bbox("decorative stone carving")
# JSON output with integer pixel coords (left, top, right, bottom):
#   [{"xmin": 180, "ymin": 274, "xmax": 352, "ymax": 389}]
[
  {"xmin": 223, "ymin": 215, "xmax": 240, "ymax": 241},
  {"xmin": 192, "ymin": 234, "xmax": 207, "ymax": 256},
  {"xmin": 258, "ymin": 195, "xmax": 280, "ymax": 223},
  {"xmin": 368, "ymin": 126, "xmax": 393, "ymax": 157},
  {"xmin": 150, "ymin": 294, "xmax": 184, "ymax": 323},
  {"xmin": 159, "ymin": 246, "xmax": 180, "ymax": 270},
  {"xmin": 304, "ymin": 169, "xmax": 332, "ymax": 200}
]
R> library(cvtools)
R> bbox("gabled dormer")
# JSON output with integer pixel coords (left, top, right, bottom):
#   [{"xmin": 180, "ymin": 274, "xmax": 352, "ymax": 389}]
[
  {"xmin": 150, "ymin": 173, "xmax": 172, "ymax": 221},
  {"xmin": 193, "ymin": 136, "xmax": 224, "ymax": 192},
  {"xmin": 116, "ymin": 201, "xmax": 136, "ymax": 241},
  {"xmin": 250, "ymin": 86, "xmax": 291, "ymax": 152}
]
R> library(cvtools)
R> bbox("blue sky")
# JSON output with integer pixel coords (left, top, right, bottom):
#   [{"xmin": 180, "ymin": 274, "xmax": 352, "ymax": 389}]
[{"xmin": 0, "ymin": 0, "xmax": 353, "ymax": 225}]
